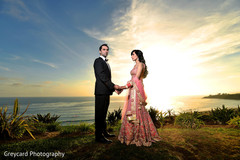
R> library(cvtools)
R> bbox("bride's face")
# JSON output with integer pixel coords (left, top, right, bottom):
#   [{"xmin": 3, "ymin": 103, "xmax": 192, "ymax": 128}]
[{"xmin": 131, "ymin": 52, "xmax": 138, "ymax": 61}]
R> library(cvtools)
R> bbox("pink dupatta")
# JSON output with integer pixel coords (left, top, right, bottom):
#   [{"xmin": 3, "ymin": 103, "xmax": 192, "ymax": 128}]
[{"xmin": 121, "ymin": 76, "xmax": 147, "ymax": 121}]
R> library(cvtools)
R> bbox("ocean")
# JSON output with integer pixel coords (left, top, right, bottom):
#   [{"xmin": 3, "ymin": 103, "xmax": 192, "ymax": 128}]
[{"xmin": 0, "ymin": 96, "xmax": 239, "ymax": 125}]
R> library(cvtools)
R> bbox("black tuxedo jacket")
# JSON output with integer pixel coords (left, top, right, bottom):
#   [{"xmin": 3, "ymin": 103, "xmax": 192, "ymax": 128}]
[{"xmin": 93, "ymin": 57, "xmax": 115, "ymax": 95}]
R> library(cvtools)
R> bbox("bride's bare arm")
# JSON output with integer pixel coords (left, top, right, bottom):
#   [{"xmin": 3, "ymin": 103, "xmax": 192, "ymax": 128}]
[
  {"xmin": 120, "ymin": 86, "xmax": 127, "ymax": 89},
  {"xmin": 135, "ymin": 63, "xmax": 143, "ymax": 79}
]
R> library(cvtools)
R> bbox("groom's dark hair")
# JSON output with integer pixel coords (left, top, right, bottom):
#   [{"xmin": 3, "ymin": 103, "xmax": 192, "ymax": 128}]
[{"xmin": 99, "ymin": 44, "xmax": 109, "ymax": 51}]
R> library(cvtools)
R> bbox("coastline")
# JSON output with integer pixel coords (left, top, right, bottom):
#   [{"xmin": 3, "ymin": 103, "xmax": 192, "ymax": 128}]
[{"xmin": 203, "ymin": 93, "xmax": 240, "ymax": 100}]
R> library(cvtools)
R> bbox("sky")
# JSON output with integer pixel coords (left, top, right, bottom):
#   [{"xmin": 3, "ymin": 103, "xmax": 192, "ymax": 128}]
[{"xmin": 0, "ymin": 0, "xmax": 240, "ymax": 102}]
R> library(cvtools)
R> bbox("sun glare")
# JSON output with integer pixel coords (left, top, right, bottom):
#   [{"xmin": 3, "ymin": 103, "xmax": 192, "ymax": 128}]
[{"xmin": 143, "ymin": 44, "xmax": 201, "ymax": 111}]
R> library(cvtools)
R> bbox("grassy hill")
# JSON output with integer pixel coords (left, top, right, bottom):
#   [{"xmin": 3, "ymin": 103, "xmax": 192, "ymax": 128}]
[{"xmin": 1, "ymin": 124, "xmax": 239, "ymax": 160}]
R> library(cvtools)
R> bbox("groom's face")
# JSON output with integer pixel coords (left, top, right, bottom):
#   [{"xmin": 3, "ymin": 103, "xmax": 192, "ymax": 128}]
[{"xmin": 99, "ymin": 46, "xmax": 109, "ymax": 57}]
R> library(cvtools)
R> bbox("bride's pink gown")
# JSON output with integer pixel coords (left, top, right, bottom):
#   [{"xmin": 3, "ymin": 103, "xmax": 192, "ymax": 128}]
[{"xmin": 118, "ymin": 64, "xmax": 161, "ymax": 146}]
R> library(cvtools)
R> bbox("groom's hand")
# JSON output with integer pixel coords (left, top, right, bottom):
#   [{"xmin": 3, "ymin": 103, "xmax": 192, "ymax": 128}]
[
  {"xmin": 114, "ymin": 85, "xmax": 121, "ymax": 90},
  {"xmin": 115, "ymin": 89, "xmax": 123, "ymax": 95}
]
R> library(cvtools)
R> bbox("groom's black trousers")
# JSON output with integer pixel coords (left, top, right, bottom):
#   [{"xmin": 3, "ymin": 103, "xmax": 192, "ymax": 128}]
[{"xmin": 95, "ymin": 95, "xmax": 110, "ymax": 138}]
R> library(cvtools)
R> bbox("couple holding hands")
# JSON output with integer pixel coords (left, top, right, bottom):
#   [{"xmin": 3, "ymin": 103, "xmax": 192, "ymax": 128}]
[
  {"xmin": 93, "ymin": 44, "xmax": 161, "ymax": 146},
  {"xmin": 113, "ymin": 79, "xmax": 132, "ymax": 95}
]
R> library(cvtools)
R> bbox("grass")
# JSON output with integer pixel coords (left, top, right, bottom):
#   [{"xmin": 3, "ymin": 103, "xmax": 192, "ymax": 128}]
[
  {"xmin": 60, "ymin": 123, "xmax": 95, "ymax": 135},
  {"xmin": 159, "ymin": 126, "xmax": 240, "ymax": 160},
  {"xmin": 0, "ymin": 124, "xmax": 239, "ymax": 160}
]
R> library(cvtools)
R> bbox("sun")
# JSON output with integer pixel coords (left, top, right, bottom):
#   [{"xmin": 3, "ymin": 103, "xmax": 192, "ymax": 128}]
[{"xmin": 142, "ymin": 44, "xmax": 202, "ymax": 112}]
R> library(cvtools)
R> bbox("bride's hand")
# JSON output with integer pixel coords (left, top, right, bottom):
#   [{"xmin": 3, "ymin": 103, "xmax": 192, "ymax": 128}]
[
  {"xmin": 120, "ymin": 86, "xmax": 126, "ymax": 90},
  {"xmin": 126, "ymin": 81, "xmax": 133, "ymax": 88}
]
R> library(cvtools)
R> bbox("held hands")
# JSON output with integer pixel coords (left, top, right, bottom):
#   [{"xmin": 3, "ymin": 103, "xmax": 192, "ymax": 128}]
[
  {"xmin": 114, "ymin": 85, "xmax": 123, "ymax": 95},
  {"xmin": 114, "ymin": 81, "xmax": 133, "ymax": 95},
  {"xmin": 114, "ymin": 85, "xmax": 121, "ymax": 90},
  {"xmin": 114, "ymin": 85, "xmax": 125, "ymax": 95},
  {"xmin": 115, "ymin": 89, "xmax": 123, "ymax": 95}
]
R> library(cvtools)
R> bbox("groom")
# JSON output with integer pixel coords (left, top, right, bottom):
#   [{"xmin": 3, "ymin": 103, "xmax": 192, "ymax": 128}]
[{"xmin": 93, "ymin": 44, "xmax": 122, "ymax": 143}]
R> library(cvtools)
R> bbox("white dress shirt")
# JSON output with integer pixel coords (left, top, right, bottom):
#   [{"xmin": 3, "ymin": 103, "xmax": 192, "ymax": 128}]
[{"xmin": 100, "ymin": 55, "xmax": 111, "ymax": 71}]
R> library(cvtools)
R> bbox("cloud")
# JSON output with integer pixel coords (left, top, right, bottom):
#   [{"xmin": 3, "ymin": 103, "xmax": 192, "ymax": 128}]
[
  {"xmin": 1, "ymin": 0, "xmax": 34, "ymax": 21},
  {"xmin": 0, "ymin": 65, "xmax": 10, "ymax": 71},
  {"xmin": 29, "ymin": 84, "xmax": 44, "ymax": 87},
  {"xmin": 0, "ymin": 76, "xmax": 23, "ymax": 83},
  {"xmin": 179, "ymin": 11, "xmax": 240, "ymax": 64},
  {"xmin": 84, "ymin": 0, "xmax": 240, "ymax": 62},
  {"xmin": 32, "ymin": 59, "xmax": 57, "ymax": 69},
  {"xmin": 8, "ymin": 55, "xmax": 21, "ymax": 60},
  {"xmin": 43, "ymin": 81, "xmax": 52, "ymax": 84},
  {"xmin": 11, "ymin": 82, "xmax": 22, "ymax": 86},
  {"xmin": 0, "ymin": 77, "xmax": 8, "ymax": 80},
  {"xmin": 83, "ymin": 0, "xmax": 240, "ymax": 96}
]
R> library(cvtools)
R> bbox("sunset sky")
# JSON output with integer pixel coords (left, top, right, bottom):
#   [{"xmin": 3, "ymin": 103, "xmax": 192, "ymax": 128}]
[{"xmin": 1, "ymin": 0, "xmax": 240, "ymax": 102}]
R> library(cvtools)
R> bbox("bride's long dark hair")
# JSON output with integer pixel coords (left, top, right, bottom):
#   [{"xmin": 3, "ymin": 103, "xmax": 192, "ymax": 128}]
[{"xmin": 131, "ymin": 50, "xmax": 148, "ymax": 78}]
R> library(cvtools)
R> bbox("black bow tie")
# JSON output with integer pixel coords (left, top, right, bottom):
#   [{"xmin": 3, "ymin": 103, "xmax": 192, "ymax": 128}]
[{"xmin": 105, "ymin": 58, "xmax": 109, "ymax": 62}]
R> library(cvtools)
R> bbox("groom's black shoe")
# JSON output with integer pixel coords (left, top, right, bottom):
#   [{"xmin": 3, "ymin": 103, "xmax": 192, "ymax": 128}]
[
  {"xmin": 103, "ymin": 131, "xmax": 116, "ymax": 138},
  {"xmin": 95, "ymin": 136, "xmax": 112, "ymax": 144}
]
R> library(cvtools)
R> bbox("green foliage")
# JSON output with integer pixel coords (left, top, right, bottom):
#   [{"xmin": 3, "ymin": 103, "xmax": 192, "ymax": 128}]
[
  {"xmin": 45, "ymin": 122, "xmax": 61, "ymax": 132},
  {"xmin": 30, "ymin": 122, "xmax": 47, "ymax": 134},
  {"xmin": 158, "ymin": 111, "xmax": 166, "ymax": 128},
  {"xmin": 32, "ymin": 113, "xmax": 60, "ymax": 124},
  {"xmin": 107, "ymin": 107, "xmax": 122, "ymax": 126},
  {"xmin": 148, "ymin": 107, "xmax": 158, "ymax": 122},
  {"xmin": 166, "ymin": 109, "xmax": 174, "ymax": 118},
  {"xmin": 234, "ymin": 105, "xmax": 240, "ymax": 117},
  {"xmin": 174, "ymin": 111, "xmax": 205, "ymax": 129},
  {"xmin": 28, "ymin": 113, "xmax": 61, "ymax": 133},
  {"xmin": 165, "ymin": 109, "xmax": 176, "ymax": 124},
  {"xmin": 148, "ymin": 106, "xmax": 166, "ymax": 128},
  {"xmin": 112, "ymin": 120, "xmax": 122, "ymax": 132},
  {"xmin": 227, "ymin": 116, "xmax": 240, "ymax": 128},
  {"xmin": 60, "ymin": 122, "xmax": 94, "ymax": 135},
  {"xmin": 78, "ymin": 122, "xmax": 94, "ymax": 132},
  {"xmin": 197, "ymin": 114, "xmax": 215, "ymax": 125},
  {"xmin": 210, "ymin": 105, "xmax": 235, "ymax": 124},
  {"xmin": 0, "ymin": 99, "xmax": 35, "ymax": 139}
]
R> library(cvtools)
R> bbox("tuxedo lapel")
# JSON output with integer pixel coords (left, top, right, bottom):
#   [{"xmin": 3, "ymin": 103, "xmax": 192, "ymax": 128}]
[{"xmin": 99, "ymin": 57, "xmax": 111, "ymax": 75}]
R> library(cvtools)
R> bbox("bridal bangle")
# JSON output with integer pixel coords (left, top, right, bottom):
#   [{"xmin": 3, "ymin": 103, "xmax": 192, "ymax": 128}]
[{"xmin": 126, "ymin": 81, "xmax": 132, "ymax": 88}]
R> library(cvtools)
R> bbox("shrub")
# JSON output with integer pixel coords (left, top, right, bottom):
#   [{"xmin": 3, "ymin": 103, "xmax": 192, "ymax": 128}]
[
  {"xmin": 114, "ymin": 107, "xmax": 122, "ymax": 120},
  {"xmin": 148, "ymin": 107, "xmax": 166, "ymax": 128},
  {"xmin": 0, "ymin": 99, "xmax": 35, "ymax": 139},
  {"xmin": 227, "ymin": 116, "xmax": 240, "ymax": 128},
  {"xmin": 78, "ymin": 122, "xmax": 94, "ymax": 132},
  {"xmin": 198, "ymin": 114, "xmax": 215, "ymax": 125},
  {"xmin": 165, "ymin": 109, "xmax": 176, "ymax": 124},
  {"xmin": 158, "ymin": 111, "xmax": 167, "ymax": 128},
  {"xmin": 32, "ymin": 113, "xmax": 60, "ymax": 124},
  {"xmin": 30, "ymin": 122, "xmax": 47, "ymax": 134},
  {"xmin": 107, "ymin": 107, "xmax": 122, "ymax": 126},
  {"xmin": 28, "ymin": 113, "xmax": 61, "ymax": 133},
  {"xmin": 45, "ymin": 122, "xmax": 61, "ymax": 132},
  {"xmin": 174, "ymin": 111, "xmax": 205, "ymax": 129},
  {"xmin": 210, "ymin": 105, "xmax": 235, "ymax": 125},
  {"xmin": 234, "ymin": 105, "xmax": 240, "ymax": 117}
]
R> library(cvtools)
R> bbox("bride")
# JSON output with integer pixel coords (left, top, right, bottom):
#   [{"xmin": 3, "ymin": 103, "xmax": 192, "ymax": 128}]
[{"xmin": 118, "ymin": 50, "xmax": 161, "ymax": 147}]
